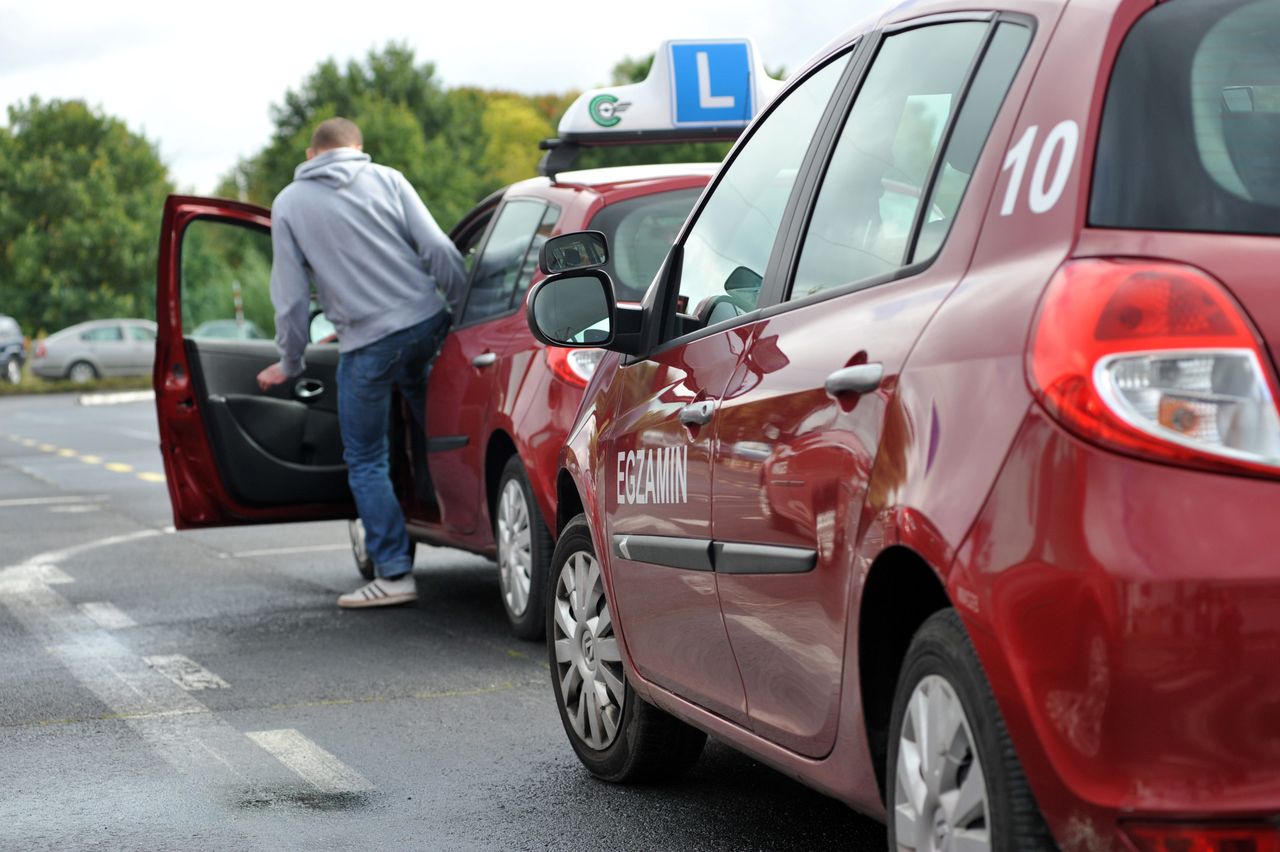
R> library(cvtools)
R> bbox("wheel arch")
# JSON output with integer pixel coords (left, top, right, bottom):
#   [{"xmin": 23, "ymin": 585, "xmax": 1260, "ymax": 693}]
[
  {"xmin": 858, "ymin": 544, "xmax": 952, "ymax": 802},
  {"xmin": 483, "ymin": 429, "xmax": 519, "ymax": 524},
  {"xmin": 555, "ymin": 468, "xmax": 584, "ymax": 536}
]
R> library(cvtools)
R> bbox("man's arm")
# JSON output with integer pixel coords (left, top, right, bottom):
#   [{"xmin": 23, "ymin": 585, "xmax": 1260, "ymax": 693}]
[
  {"xmin": 397, "ymin": 174, "xmax": 467, "ymax": 314},
  {"xmin": 261, "ymin": 215, "xmax": 311, "ymax": 388}
]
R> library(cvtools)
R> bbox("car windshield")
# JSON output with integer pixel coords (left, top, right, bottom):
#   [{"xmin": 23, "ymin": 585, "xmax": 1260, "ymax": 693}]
[
  {"xmin": 1092, "ymin": 0, "xmax": 1280, "ymax": 235},
  {"xmin": 588, "ymin": 187, "xmax": 703, "ymax": 301}
]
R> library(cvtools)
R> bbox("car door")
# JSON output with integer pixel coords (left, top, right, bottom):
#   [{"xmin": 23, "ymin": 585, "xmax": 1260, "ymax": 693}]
[
  {"xmin": 600, "ymin": 51, "xmax": 855, "ymax": 726},
  {"xmin": 82, "ymin": 324, "xmax": 129, "ymax": 375},
  {"xmin": 126, "ymin": 324, "xmax": 157, "ymax": 372},
  {"xmin": 709, "ymin": 17, "xmax": 1033, "ymax": 757},
  {"xmin": 426, "ymin": 197, "xmax": 558, "ymax": 536},
  {"xmin": 155, "ymin": 196, "xmax": 354, "ymax": 528}
]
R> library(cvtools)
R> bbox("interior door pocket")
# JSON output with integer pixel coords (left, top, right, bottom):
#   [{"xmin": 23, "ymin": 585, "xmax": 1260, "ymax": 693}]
[{"xmin": 205, "ymin": 394, "xmax": 349, "ymax": 505}]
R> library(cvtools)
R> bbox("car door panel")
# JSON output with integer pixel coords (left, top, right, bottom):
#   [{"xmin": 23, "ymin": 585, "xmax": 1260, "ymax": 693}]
[{"xmin": 603, "ymin": 327, "xmax": 754, "ymax": 725}]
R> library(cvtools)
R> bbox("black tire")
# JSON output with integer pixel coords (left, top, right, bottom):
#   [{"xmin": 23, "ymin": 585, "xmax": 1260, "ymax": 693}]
[
  {"xmin": 495, "ymin": 456, "xmax": 554, "ymax": 640},
  {"xmin": 4, "ymin": 356, "xmax": 20, "ymax": 385},
  {"xmin": 349, "ymin": 518, "xmax": 415, "ymax": 581},
  {"xmin": 886, "ymin": 610, "xmax": 1055, "ymax": 851},
  {"xmin": 547, "ymin": 514, "xmax": 706, "ymax": 783},
  {"xmin": 67, "ymin": 360, "xmax": 97, "ymax": 384}
]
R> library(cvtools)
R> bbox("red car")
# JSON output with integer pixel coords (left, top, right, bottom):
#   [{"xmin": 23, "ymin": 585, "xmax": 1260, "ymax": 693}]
[
  {"xmin": 153, "ymin": 161, "xmax": 713, "ymax": 638},
  {"xmin": 527, "ymin": 1, "xmax": 1280, "ymax": 849}
]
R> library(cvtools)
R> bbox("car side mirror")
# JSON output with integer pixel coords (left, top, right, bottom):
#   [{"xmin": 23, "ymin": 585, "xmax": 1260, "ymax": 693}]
[
  {"xmin": 539, "ymin": 230, "xmax": 609, "ymax": 275},
  {"xmin": 309, "ymin": 311, "xmax": 336, "ymax": 344},
  {"xmin": 526, "ymin": 269, "xmax": 616, "ymax": 348}
]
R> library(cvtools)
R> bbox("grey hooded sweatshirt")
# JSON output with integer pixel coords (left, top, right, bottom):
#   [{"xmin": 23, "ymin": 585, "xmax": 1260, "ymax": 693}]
[{"xmin": 269, "ymin": 148, "xmax": 466, "ymax": 376}]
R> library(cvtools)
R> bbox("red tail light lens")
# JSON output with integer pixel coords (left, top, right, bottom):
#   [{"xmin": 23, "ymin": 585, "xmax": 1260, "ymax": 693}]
[
  {"xmin": 1124, "ymin": 822, "xmax": 1280, "ymax": 852},
  {"xmin": 1029, "ymin": 259, "xmax": 1280, "ymax": 476},
  {"xmin": 34, "ymin": 341, "xmax": 46, "ymax": 359},
  {"xmin": 546, "ymin": 347, "xmax": 604, "ymax": 388}
]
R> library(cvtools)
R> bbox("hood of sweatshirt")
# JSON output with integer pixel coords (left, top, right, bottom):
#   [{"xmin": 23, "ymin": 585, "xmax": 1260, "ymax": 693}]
[{"xmin": 293, "ymin": 147, "xmax": 371, "ymax": 188}]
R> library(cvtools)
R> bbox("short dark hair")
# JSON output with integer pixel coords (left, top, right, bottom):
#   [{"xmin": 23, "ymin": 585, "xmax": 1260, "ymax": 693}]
[{"xmin": 310, "ymin": 117, "xmax": 362, "ymax": 152}]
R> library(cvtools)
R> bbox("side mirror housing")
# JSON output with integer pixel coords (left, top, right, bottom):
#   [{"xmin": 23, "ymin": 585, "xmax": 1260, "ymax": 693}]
[
  {"xmin": 526, "ymin": 268, "xmax": 644, "ymax": 357},
  {"xmin": 539, "ymin": 230, "xmax": 609, "ymax": 275}
]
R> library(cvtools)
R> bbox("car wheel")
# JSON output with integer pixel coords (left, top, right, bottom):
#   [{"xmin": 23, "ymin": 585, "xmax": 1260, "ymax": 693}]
[
  {"xmin": 548, "ymin": 514, "xmax": 707, "ymax": 782},
  {"xmin": 348, "ymin": 518, "xmax": 415, "ymax": 582},
  {"xmin": 67, "ymin": 361, "xmax": 97, "ymax": 384},
  {"xmin": 4, "ymin": 356, "xmax": 20, "ymax": 385},
  {"xmin": 887, "ymin": 610, "xmax": 1055, "ymax": 852},
  {"xmin": 495, "ymin": 456, "xmax": 553, "ymax": 640}
]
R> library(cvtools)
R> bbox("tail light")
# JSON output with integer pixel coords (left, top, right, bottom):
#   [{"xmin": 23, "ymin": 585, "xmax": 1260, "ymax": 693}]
[
  {"xmin": 33, "ymin": 341, "xmax": 46, "ymax": 359},
  {"xmin": 546, "ymin": 347, "xmax": 604, "ymax": 388},
  {"xmin": 1124, "ymin": 822, "xmax": 1280, "ymax": 852},
  {"xmin": 1029, "ymin": 258, "xmax": 1280, "ymax": 477}
]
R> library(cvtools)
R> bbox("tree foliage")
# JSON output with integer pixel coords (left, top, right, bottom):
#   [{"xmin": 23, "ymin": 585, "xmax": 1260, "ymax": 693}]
[{"xmin": 0, "ymin": 98, "xmax": 171, "ymax": 335}]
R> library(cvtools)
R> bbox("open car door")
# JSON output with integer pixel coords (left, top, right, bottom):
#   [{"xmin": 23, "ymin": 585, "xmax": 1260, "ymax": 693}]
[{"xmin": 155, "ymin": 195, "xmax": 354, "ymax": 528}]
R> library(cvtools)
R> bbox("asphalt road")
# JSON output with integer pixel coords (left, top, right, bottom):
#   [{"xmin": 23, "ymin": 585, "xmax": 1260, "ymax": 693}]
[{"xmin": 0, "ymin": 393, "xmax": 887, "ymax": 851}]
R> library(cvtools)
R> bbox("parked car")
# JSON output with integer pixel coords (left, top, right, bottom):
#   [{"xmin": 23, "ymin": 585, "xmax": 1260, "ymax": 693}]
[
  {"xmin": 525, "ymin": 1, "xmax": 1280, "ymax": 849},
  {"xmin": 0, "ymin": 314, "xmax": 25, "ymax": 385},
  {"xmin": 190, "ymin": 319, "xmax": 267, "ymax": 340},
  {"xmin": 147, "ymin": 40, "xmax": 790, "ymax": 638},
  {"xmin": 30, "ymin": 319, "xmax": 157, "ymax": 383}
]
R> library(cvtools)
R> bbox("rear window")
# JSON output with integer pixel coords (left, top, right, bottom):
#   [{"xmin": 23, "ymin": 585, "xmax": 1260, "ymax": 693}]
[
  {"xmin": 588, "ymin": 188, "xmax": 702, "ymax": 301},
  {"xmin": 1092, "ymin": 0, "xmax": 1280, "ymax": 235}
]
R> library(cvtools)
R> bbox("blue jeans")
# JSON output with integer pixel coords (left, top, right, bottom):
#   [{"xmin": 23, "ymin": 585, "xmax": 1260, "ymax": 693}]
[{"xmin": 337, "ymin": 312, "xmax": 450, "ymax": 579}]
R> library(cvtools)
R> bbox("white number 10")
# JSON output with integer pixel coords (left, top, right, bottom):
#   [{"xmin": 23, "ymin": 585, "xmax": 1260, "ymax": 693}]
[{"xmin": 1000, "ymin": 120, "xmax": 1080, "ymax": 216}]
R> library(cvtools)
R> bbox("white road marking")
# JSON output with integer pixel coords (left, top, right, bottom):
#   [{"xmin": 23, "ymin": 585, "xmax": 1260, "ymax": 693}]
[
  {"xmin": 246, "ymin": 730, "xmax": 374, "ymax": 793},
  {"xmin": 229, "ymin": 543, "xmax": 348, "ymax": 559},
  {"xmin": 0, "ymin": 495, "xmax": 94, "ymax": 508},
  {"xmin": 143, "ymin": 655, "xmax": 230, "ymax": 691},
  {"xmin": 48, "ymin": 504, "xmax": 100, "ymax": 514},
  {"xmin": 0, "ymin": 528, "xmax": 162, "ymax": 579},
  {"xmin": 115, "ymin": 428, "xmax": 158, "ymax": 442},
  {"xmin": 32, "ymin": 564, "xmax": 74, "ymax": 584},
  {"xmin": 77, "ymin": 601, "xmax": 138, "ymax": 630}
]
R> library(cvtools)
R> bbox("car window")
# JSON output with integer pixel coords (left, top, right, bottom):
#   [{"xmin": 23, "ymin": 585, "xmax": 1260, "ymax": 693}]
[
  {"xmin": 790, "ymin": 22, "xmax": 993, "ymax": 300},
  {"xmin": 463, "ymin": 199, "xmax": 551, "ymax": 325},
  {"xmin": 181, "ymin": 218, "xmax": 275, "ymax": 337},
  {"xmin": 81, "ymin": 325, "xmax": 123, "ymax": 342},
  {"xmin": 667, "ymin": 52, "xmax": 852, "ymax": 338},
  {"xmin": 128, "ymin": 325, "xmax": 157, "ymax": 342},
  {"xmin": 0, "ymin": 318, "xmax": 18, "ymax": 337},
  {"xmin": 1092, "ymin": 0, "xmax": 1280, "ymax": 235},
  {"xmin": 514, "ymin": 205, "xmax": 561, "ymax": 302},
  {"xmin": 589, "ymin": 188, "xmax": 703, "ymax": 301}
]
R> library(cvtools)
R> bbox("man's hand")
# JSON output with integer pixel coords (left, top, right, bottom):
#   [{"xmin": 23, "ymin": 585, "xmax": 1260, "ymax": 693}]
[{"xmin": 256, "ymin": 363, "xmax": 290, "ymax": 391}]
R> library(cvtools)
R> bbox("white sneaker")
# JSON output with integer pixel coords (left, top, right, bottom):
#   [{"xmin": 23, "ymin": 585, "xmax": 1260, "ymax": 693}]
[{"xmin": 338, "ymin": 574, "xmax": 417, "ymax": 609}]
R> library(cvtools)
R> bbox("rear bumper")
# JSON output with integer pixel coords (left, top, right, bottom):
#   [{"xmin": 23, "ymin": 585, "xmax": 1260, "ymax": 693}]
[{"xmin": 956, "ymin": 406, "xmax": 1280, "ymax": 843}]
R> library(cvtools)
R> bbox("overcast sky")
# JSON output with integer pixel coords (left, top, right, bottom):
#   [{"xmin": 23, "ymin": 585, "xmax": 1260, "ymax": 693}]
[{"xmin": 0, "ymin": 0, "xmax": 887, "ymax": 194}]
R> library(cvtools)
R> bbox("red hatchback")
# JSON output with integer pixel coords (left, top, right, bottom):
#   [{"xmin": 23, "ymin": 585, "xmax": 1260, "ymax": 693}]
[
  {"xmin": 527, "ymin": 1, "xmax": 1280, "ymax": 848},
  {"xmin": 153, "ymin": 163, "xmax": 711, "ymax": 638}
]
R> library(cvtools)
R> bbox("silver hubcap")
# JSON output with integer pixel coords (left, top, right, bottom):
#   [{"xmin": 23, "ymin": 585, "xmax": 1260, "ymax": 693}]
[
  {"xmin": 5, "ymin": 358, "xmax": 19, "ymax": 384},
  {"xmin": 496, "ymin": 480, "xmax": 533, "ymax": 617},
  {"xmin": 69, "ymin": 363, "xmax": 94, "ymax": 383},
  {"xmin": 894, "ymin": 675, "xmax": 991, "ymax": 852},
  {"xmin": 552, "ymin": 549, "xmax": 624, "ymax": 750}
]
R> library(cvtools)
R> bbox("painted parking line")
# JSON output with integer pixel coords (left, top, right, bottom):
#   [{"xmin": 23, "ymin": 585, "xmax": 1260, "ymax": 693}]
[
  {"xmin": 228, "ymin": 544, "xmax": 349, "ymax": 559},
  {"xmin": 77, "ymin": 601, "xmax": 138, "ymax": 630},
  {"xmin": 4, "ymin": 434, "xmax": 164, "ymax": 485},
  {"xmin": 246, "ymin": 730, "xmax": 374, "ymax": 793},
  {"xmin": 0, "ymin": 495, "xmax": 96, "ymax": 508},
  {"xmin": 143, "ymin": 655, "xmax": 230, "ymax": 691}
]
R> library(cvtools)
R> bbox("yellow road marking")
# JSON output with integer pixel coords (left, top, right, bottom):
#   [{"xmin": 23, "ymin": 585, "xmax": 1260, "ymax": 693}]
[
  {"xmin": 104, "ymin": 462, "xmax": 133, "ymax": 473},
  {"xmin": 79, "ymin": 455, "xmax": 102, "ymax": 465},
  {"xmin": 38, "ymin": 443, "xmax": 56, "ymax": 452},
  {"xmin": 20, "ymin": 438, "xmax": 36, "ymax": 447},
  {"xmin": 137, "ymin": 472, "xmax": 165, "ymax": 483},
  {"xmin": 57, "ymin": 448, "xmax": 76, "ymax": 458}
]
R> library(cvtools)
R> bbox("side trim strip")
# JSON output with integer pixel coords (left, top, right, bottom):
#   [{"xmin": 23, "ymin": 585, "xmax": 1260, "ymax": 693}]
[
  {"xmin": 426, "ymin": 435, "xmax": 468, "ymax": 452},
  {"xmin": 713, "ymin": 541, "xmax": 816, "ymax": 575},
  {"xmin": 612, "ymin": 535, "xmax": 713, "ymax": 572}
]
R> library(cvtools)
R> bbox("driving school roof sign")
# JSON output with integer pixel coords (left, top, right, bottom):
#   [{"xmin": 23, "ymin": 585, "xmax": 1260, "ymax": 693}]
[{"xmin": 558, "ymin": 38, "xmax": 783, "ymax": 140}]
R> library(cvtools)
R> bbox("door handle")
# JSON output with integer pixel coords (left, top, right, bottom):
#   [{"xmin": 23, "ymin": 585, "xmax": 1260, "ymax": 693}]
[
  {"xmin": 472, "ymin": 352, "xmax": 497, "ymax": 368},
  {"xmin": 825, "ymin": 363, "xmax": 884, "ymax": 396},
  {"xmin": 678, "ymin": 400, "xmax": 715, "ymax": 427},
  {"xmin": 294, "ymin": 378, "xmax": 325, "ymax": 400}
]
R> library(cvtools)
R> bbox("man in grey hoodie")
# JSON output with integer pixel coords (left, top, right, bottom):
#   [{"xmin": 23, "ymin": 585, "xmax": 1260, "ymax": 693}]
[{"xmin": 257, "ymin": 116, "xmax": 465, "ymax": 609}]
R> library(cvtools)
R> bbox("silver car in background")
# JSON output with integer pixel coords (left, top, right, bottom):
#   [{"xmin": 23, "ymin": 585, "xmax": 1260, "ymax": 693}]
[{"xmin": 30, "ymin": 319, "xmax": 157, "ymax": 383}]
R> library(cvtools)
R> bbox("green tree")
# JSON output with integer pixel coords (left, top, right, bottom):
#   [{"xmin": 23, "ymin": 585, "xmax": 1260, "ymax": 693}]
[{"xmin": 0, "ymin": 98, "xmax": 172, "ymax": 335}]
